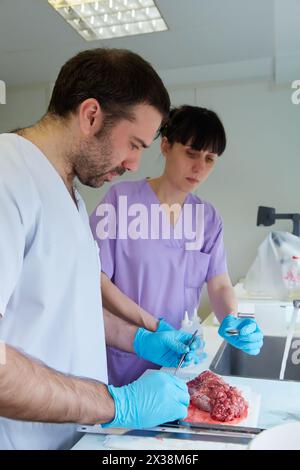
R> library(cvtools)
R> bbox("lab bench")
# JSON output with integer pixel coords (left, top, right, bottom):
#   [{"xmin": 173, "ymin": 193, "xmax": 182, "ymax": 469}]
[{"xmin": 72, "ymin": 325, "xmax": 300, "ymax": 450}]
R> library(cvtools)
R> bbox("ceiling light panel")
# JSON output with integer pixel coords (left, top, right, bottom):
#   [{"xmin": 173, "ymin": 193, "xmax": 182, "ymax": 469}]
[{"xmin": 48, "ymin": 0, "xmax": 168, "ymax": 41}]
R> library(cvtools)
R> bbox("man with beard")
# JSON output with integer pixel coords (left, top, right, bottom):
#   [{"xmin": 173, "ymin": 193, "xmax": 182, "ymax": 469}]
[{"xmin": 0, "ymin": 49, "xmax": 201, "ymax": 450}]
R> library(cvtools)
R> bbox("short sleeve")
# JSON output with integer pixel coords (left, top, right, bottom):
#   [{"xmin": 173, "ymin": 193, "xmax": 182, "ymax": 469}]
[
  {"xmin": 90, "ymin": 187, "xmax": 117, "ymax": 280},
  {"xmin": 0, "ymin": 182, "xmax": 25, "ymax": 315},
  {"xmin": 204, "ymin": 210, "xmax": 228, "ymax": 282}
]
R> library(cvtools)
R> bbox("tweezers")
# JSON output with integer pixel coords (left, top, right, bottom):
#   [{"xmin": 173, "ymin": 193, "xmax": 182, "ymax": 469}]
[
  {"xmin": 173, "ymin": 329, "xmax": 198, "ymax": 376},
  {"xmin": 226, "ymin": 312, "xmax": 255, "ymax": 336}
]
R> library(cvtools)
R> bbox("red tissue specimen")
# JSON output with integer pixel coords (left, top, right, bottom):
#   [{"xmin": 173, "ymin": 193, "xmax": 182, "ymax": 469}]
[{"xmin": 185, "ymin": 371, "xmax": 248, "ymax": 424}]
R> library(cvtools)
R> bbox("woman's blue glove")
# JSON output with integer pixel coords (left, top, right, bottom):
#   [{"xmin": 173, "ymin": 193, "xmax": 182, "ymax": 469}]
[
  {"xmin": 133, "ymin": 327, "xmax": 203, "ymax": 367},
  {"xmin": 103, "ymin": 371, "xmax": 189, "ymax": 429},
  {"xmin": 218, "ymin": 314, "xmax": 264, "ymax": 355}
]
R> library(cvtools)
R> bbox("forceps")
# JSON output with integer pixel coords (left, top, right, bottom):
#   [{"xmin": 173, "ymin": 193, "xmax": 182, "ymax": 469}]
[
  {"xmin": 173, "ymin": 329, "xmax": 198, "ymax": 376},
  {"xmin": 226, "ymin": 312, "xmax": 255, "ymax": 336}
]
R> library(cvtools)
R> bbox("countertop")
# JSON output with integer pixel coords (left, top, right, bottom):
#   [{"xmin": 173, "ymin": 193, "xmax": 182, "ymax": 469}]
[{"xmin": 72, "ymin": 325, "xmax": 300, "ymax": 450}]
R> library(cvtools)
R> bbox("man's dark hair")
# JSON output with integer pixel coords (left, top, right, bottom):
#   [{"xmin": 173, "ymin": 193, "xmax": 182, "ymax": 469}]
[
  {"xmin": 160, "ymin": 105, "xmax": 226, "ymax": 156},
  {"xmin": 48, "ymin": 48, "xmax": 170, "ymax": 123}
]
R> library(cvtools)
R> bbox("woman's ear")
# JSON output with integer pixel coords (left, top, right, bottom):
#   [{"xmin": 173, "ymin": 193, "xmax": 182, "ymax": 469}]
[{"xmin": 161, "ymin": 137, "xmax": 171, "ymax": 156}]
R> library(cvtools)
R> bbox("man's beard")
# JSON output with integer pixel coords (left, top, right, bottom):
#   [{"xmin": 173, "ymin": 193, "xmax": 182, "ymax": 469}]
[{"xmin": 72, "ymin": 125, "xmax": 126, "ymax": 188}]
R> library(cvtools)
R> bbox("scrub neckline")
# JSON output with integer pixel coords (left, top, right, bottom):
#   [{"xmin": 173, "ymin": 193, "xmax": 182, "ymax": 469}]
[
  {"xmin": 143, "ymin": 177, "xmax": 191, "ymax": 231},
  {"xmin": 11, "ymin": 132, "xmax": 82, "ymax": 215}
]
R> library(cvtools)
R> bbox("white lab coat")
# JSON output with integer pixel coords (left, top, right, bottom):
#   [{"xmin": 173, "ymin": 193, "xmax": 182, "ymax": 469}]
[{"xmin": 0, "ymin": 134, "xmax": 107, "ymax": 449}]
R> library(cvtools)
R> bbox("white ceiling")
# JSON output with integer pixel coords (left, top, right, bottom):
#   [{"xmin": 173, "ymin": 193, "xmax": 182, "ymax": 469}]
[
  {"xmin": 1, "ymin": 0, "xmax": 300, "ymax": 87},
  {"xmin": 0, "ymin": 0, "xmax": 276, "ymax": 86}
]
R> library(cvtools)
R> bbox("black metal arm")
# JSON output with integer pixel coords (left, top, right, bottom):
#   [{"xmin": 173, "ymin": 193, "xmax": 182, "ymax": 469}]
[{"xmin": 257, "ymin": 206, "xmax": 300, "ymax": 237}]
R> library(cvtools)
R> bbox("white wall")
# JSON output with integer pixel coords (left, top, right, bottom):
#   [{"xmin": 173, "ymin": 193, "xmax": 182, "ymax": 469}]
[
  {"xmin": 78, "ymin": 79, "xmax": 300, "ymax": 283},
  {"xmin": 1, "ymin": 78, "xmax": 299, "ymax": 316},
  {"xmin": 0, "ymin": 84, "xmax": 49, "ymax": 132},
  {"xmin": 195, "ymin": 80, "xmax": 299, "ymax": 282}
]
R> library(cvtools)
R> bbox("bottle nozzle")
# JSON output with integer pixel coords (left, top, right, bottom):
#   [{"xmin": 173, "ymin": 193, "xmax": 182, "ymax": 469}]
[
  {"xmin": 192, "ymin": 308, "xmax": 200, "ymax": 322},
  {"xmin": 181, "ymin": 311, "xmax": 192, "ymax": 330}
]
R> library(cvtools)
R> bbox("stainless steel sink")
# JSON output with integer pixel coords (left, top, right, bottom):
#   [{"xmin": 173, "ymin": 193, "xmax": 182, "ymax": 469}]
[{"xmin": 210, "ymin": 335, "xmax": 300, "ymax": 381}]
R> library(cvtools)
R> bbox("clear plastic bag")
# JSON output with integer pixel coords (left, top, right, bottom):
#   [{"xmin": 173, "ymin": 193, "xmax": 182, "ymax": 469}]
[{"xmin": 243, "ymin": 231, "xmax": 300, "ymax": 300}]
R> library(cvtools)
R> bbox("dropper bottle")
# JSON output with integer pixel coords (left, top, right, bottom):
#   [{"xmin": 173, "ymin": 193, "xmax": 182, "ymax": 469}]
[
  {"xmin": 191, "ymin": 308, "xmax": 204, "ymax": 351},
  {"xmin": 181, "ymin": 311, "xmax": 193, "ymax": 333}
]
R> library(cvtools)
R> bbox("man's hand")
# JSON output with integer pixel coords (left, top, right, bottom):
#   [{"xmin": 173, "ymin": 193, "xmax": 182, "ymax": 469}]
[
  {"xmin": 103, "ymin": 371, "xmax": 189, "ymax": 429},
  {"xmin": 156, "ymin": 318, "xmax": 175, "ymax": 332},
  {"xmin": 133, "ymin": 327, "xmax": 203, "ymax": 367}
]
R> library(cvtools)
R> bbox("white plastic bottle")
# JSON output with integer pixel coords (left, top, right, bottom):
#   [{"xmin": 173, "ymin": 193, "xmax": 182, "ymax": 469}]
[
  {"xmin": 288, "ymin": 256, "xmax": 300, "ymax": 300},
  {"xmin": 180, "ymin": 311, "xmax": 194, "ymax": 333},
  {"xmin": 180, "ymin": 309, "xmax": 204, "ymax": 359},
  {"xmin": 191, "ymin": 308, "xmax": 204, "ymax": 354}
]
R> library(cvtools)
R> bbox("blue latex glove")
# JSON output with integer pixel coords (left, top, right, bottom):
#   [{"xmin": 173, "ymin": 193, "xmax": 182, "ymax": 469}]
[
  {"xmin": 103, "ymin": 370, "xmax": 189, "ymax": 429},
  {"xmin": 133, "ymin": 327, "xmax": 203, "ymax": 367},
  {"xmin": 157, "ymin": 319, "xmax": 207, "ymax": 365},
  {"xmin": 156, "ymin": 318, "xmax": 176, "ymax": 332},
  {"xmin": 218, "ymin": 314, "xmax": 264, "ymax": 355}
]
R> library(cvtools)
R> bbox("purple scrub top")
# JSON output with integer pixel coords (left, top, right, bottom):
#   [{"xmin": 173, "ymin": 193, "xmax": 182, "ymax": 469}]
[{"xmin": 90, "ymin": 178, "xmax": 227, "ymax": 386}]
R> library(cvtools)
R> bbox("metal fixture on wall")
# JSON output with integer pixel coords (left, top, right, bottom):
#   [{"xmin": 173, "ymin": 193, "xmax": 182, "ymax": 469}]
[{"xmin": 257, "ymin": 206, "xmax": 300, "ymax": 237}]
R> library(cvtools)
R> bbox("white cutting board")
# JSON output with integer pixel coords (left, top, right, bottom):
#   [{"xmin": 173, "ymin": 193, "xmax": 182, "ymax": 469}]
[
  {"xmin": 142, "ymin": 369, "xmax": 261, "ymax": 428},
  {"xmin": 74, "ymin": 371, "xmax": 261, "ymax": 450},
  {"xmin": 99, "ymin": 373, "xmax": 259, "ymax": 451},
  {"xmin": 101, "ymin": 387, "xmax": 259, "ymax": 450}
]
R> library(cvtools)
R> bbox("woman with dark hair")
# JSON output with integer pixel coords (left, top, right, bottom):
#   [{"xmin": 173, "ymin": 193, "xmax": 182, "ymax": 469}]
[{"xmin": 90, "ymin": 105, "xmax": 263, "ymax": 387}]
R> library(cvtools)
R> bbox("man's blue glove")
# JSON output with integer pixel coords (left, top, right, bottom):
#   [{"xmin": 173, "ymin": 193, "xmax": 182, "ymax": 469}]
[
  {"xmin": 156, "ymin": 318, "xmax": 176, "ymax": 332},
  {"xmin": 133, "ymin": 327, "xmax": 203, "ymax": 367},
  {"xmin": 156, "ymin": 319, "xmax": 207, "ymax": 365},
  {"xmin": 103, "ymin": 371, "xmax": 189, "ymax": 429},
  {"xmin": 218, "ymin": 314, "xmax": 264, "ymax": 355}
]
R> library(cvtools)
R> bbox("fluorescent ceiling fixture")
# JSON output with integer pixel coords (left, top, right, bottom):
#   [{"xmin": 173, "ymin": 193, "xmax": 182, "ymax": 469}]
[{"xmin": 48, "ymin": 0, "xmax": 168, "ymax": 41}]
